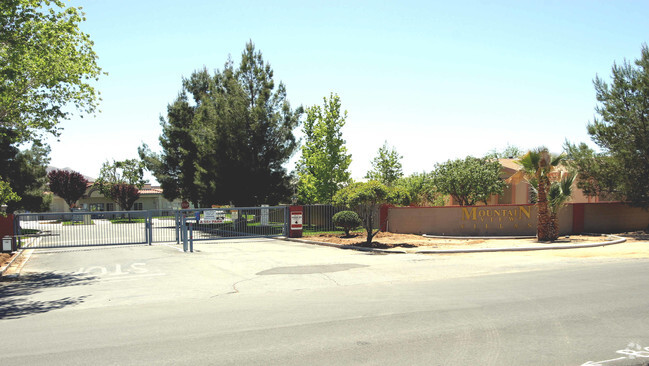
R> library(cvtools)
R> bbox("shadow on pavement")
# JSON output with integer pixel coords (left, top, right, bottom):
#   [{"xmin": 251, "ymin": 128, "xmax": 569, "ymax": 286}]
[{"xmin": 0, "ymin": 272, "xmax": 97, "ymax": 320}]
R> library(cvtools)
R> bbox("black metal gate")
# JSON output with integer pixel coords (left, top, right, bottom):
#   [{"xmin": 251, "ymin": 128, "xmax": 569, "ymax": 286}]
[
  {"xmin": 14, "ymin": 211, "xmax": 150, "ymax": 249},
  {"xmin": 13, "ymin": 206, "xmax": 288, "ymax": 249},
  {"xmin": 175, "ymin": 206, "xmax": 288, "ymax": 243}
]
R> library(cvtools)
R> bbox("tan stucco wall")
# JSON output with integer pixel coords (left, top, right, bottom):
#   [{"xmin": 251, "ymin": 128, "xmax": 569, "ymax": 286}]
[
  {"xmin": 582, "ymin": 203, "xmax": 649, "ymax": 233},
  {"xmin": 387, "ymin": 204, "xmax": 574, "ymax": 236}
]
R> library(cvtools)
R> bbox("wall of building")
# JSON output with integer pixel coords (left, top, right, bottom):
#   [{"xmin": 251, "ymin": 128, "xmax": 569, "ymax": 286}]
[{"xmin": 48, "ymin": 192, "xmax": 181, "ymax": 212}]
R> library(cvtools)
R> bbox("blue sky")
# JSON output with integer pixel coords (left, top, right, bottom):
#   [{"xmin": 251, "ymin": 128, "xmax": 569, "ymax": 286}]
[{"xmin": 47, "ymin": 0, "xmax": 649, "ymax": 182}]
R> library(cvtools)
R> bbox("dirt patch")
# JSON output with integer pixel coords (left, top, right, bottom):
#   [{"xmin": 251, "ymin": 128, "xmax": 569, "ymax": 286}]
[
  {"xmin": 306, "ymin": 232, "xmax": 613, "ymax": 251},
  {"xmin": 0, "ymin": 253, "xmax": 16, "ymax": 268},
  {"xmin": 616, "ymin": 231, "xmax": 649, "ymax": 242},
  {"xmin": 1, "ymin": 252, "xmax": 15, "ymax": 269}
]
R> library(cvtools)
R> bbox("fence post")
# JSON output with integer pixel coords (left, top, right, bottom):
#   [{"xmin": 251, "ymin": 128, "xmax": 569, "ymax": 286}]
[
  {"xmin": 147, "ymin": 211, "xmax": 153, "ymax": 245},
  {"xmin": 175, "ymin": 210, "xmax": 180, "ymax": 244},
  {"xmin": 181, "ymin": 215, "xmax": 188, "ymax": 252},
  {"xmin": 189, "ymin": 222, "xmax": 193, "ymax": 253},
  {"xmin": 283, "ymin": 206, "xmax": 288, "ymax": 236}
]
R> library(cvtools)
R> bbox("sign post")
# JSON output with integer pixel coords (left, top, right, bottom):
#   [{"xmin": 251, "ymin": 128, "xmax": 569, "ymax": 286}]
[{"xmin": 289, "ymin": 205, "xmax": 303, "ymax": 238}]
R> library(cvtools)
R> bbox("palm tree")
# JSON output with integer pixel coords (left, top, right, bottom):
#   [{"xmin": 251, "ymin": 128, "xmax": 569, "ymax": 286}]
[
  {"xmin": 515, "ymin": 148, "xmax": 564, "ymax": 242},
  {"xmin": 547, "ymin": 172, "xmax": 576, "ymax": 240}
]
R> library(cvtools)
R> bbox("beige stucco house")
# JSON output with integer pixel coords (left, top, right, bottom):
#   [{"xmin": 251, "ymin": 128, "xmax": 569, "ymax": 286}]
[
  {"xmin": 49, "ymin": 183, "xmax": 182, "ymax": 212},
  {"xmin": 446, "ymin": 159, "xmax": 609, "ymax": 206}
]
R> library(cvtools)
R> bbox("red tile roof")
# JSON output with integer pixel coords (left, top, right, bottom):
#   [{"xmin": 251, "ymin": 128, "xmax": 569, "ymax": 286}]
[{"xmin": 139, "ymin": 188, "xmax": 163, "ymax": 195}]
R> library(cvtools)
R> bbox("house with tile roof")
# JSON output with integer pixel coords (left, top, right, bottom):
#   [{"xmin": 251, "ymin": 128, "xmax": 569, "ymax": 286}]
[
  {"xmin": 445, "ymin": 159, "xmax": 610, "ymax": 206},
  {"xmin": 49, "ymin": 183, "xmax": 182, "ymax": 212}
]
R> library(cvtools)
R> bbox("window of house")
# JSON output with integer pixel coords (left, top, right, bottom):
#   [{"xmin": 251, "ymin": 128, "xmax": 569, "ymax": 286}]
[
  {"xmin": 134, "ymin": 202, "xmax": 143, "ymax": 210},
  {"xmin": 107, "ymin": 203, "xmax": 115, "ymax": 211},
  {"xmin": 89, "ymin": 203, "xmax": 104, "ymax": 211}
]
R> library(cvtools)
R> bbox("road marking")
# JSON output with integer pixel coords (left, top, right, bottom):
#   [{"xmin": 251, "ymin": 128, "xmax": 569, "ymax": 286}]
[
  {"xmin": 101, "ymin": 273, "xmax": 166, "ymax": 282},
  {"xmin": 76, "ymin": 263, "xmax": 150, "ymax": 276},
  {"xmin": 582, "ymin": 343, "xmax": 649, "ymax": 366}
]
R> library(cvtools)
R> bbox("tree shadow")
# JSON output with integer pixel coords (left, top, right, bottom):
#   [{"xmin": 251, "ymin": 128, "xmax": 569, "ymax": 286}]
[{"xmin": 0, "ymin": 272, "xmax": 97, "ymax": 320}]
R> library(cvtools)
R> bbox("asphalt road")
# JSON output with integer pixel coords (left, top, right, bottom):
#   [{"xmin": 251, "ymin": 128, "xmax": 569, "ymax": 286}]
[{"xmin": 1, "ymin": 239, "xmax": 649, "ymax": 365}]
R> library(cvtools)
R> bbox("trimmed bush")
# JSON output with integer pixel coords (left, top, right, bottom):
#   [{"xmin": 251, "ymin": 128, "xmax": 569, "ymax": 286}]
[{"xmin": 332, "ymin": 210, "xmax": 362, "ymax": 237}]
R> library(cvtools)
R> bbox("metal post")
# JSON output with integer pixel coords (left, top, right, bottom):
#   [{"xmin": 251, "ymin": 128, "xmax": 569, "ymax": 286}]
[
  {"xmin": 189, "ymin": 222, "xmax": 193, "ymax": 253},
  {"xmin": 181, "ymin": 215, "xmax": 188, "ymax": 252},
  {"xmin": 146, "ymin": 211, "xmax": 152, "ymax": 245},
  {"xmin": 175, "ymin": 210, "xmax": 180, "ymax": 244},
  {"xmin": 283, "ymin": 206, "xmax": 288, "ymax": 236}
]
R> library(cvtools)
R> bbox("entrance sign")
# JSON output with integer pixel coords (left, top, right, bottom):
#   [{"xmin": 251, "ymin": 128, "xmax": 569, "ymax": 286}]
[
  {"xmin": 290, "ymin": 211, "xmax": 303, "ymax": 230},
  {"xmin": 200, "ymin": 209, "xmax": 225, "ymax": 224}
]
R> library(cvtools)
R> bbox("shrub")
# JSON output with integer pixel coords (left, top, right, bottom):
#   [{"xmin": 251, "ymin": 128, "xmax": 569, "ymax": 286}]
[{"xmin": 332, "ymin": 210, "xmax": 362, "ymax": 237}]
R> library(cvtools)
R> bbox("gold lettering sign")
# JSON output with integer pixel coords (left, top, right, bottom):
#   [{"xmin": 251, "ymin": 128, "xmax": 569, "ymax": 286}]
[
  {"xmin": 460, "ymin": 206, "xmax": 533, "ymax": 232},
  {"xmin": 461, "ymin": 206, "xmax": 531, "ymax": 221}
]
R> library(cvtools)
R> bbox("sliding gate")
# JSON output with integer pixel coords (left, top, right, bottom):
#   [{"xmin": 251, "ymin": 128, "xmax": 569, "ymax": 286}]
[
  {"xmin": 168, "ymin": 206, "xmax": 288, "ymax": 243},
  {"xmin": 14, "ymin": 211, "xmax": 149, "ymax": 249},
  {"xmin": 13, "ymin": 206, "xmax": 288, "ymax": 249}
]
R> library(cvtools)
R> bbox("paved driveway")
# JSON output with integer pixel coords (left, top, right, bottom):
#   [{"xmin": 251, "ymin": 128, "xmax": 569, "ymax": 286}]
[
  {"xmin": 3, "ymin": 237, "xmax": 638, "ymax": 315},
  {"xmin": 3, "ymin": 238, "xmax": 649, "ymax": 365}
]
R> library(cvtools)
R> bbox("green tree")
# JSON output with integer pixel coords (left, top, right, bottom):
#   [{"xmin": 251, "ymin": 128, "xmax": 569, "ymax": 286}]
[
  {"xmin": 566, "ymin": 44, "xmax": 649, "ymax": 209},
  {"xmin": 0, "ymin": 180, "xmax": 20, "ymax": 215},
  {"xmin": 332, "ymin": 210, "xmax": 362, "ymax": 237},
  {"xmin": 395, "ymin": 172, "xmax": 445, "ymax": 206},
  {"xmin": 432, "ymin": 156, "xmax": 505, "ymax": 206},
  {"xmin": 564, "ymin": 142, "xmax": 618, "ymax": 199},
  {"xmin": 139, "ymin": 91, "xmax": 199, "ymax": 206},
  {"xmin": 0, "ymin": 0, "xmax": 103, "ymax": 143},
  {"xmin": 296, "ymin": 93, "xmax": 352, "ymax": 203},
  {"xmin": 487, "ymin": 144, "xmax": 524, "ymax": 159},
  {"xmin": 365, "ymin": 141, "xmax": 403, "ymax": 186},
  {"xmin": 516, "ymin": 148, "xmax": 564, "ymax": 241},
  {"xmin": 95, "ymin": 159, "xmax": 146, "ymax": 211},
  {"xmin": 0, "ymin": 128, "xmax": 51, "ymax": 213},
  {"xmin": 332, "ymin": 181, "xmax": 409, "ymax": 244},
  {"xmin": 142, "ymin": 41, "xmax": 301, "ymax": 206}
]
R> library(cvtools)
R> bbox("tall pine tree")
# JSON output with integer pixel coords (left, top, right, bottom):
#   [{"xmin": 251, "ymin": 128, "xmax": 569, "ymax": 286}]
[
  {"xmin": 141, "ymin": 42, "xmax": 301, "ymax": 206},
  {"xmin": 566, "ymin": 44, "xmax": 649, "ymax": 208}
]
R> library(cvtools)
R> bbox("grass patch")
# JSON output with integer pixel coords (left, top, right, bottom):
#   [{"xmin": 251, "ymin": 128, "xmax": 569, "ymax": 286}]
[
  {"xmin": 19, "ymin": 228, "xmax": 39, "ymax": 235},
  {"xmin": 302, "ymin": 225, "xmax": 350, "ymax": 237},
  {"xmin": 110, "ymin": 218, "xmax": 146, "ymax": 224},
  {"xmin": 303, "ymin": 229, "xmax": 344, "ymax": 236},
  {"xmin": 62, "ymin": 220, "xmax": 94, "ymax": 226}
]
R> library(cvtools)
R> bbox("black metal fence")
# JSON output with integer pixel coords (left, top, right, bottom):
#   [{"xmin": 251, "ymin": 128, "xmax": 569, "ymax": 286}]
[{"xmin": 13, "ymin": 205, "xmax": 380, "ymax": 249}]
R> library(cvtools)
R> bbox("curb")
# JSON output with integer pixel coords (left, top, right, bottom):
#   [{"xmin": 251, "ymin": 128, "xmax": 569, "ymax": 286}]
[
  {"xmin": 279, "ymin": 235, "xmax": 627, "ymax": 255},
  {"xmin": 278, "ymin": 237, "xmax": 407, "ymax": 254},
  {"xmin": 415, "ymin": 235, "xmax": 626, "ymax": 253}
]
